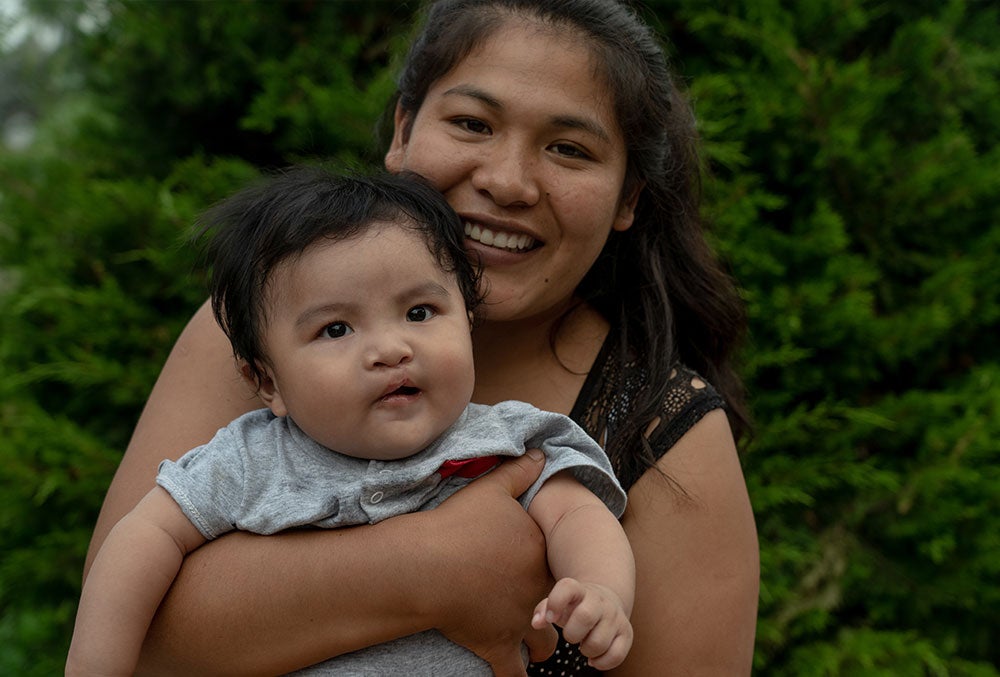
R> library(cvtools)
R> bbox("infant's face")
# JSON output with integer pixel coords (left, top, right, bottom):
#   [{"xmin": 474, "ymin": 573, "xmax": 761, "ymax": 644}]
[{"xmin": 258, "ymin": 221, "xmax": 475, "ymax": 460}]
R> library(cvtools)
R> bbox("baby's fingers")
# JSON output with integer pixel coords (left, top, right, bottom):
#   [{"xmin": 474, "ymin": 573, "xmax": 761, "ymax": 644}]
[
  {"xmin": 575, "ymin": 612, "xmax": 622, "ymax": 658},
  {"xmin": 539, "ymin": 578, "xmax": 586, "ymax": 627},
  {"xmin": 587, "ymin": 631, "xmax": 633, "ymax": 672},
  {"xmin": 531, "ymin": 598, "xmax": 551, "ymax": 630}
]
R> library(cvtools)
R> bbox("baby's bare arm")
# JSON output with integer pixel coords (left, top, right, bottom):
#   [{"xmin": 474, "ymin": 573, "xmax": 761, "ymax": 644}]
[
  {"xmin": 527, "ymin": 472, "xmax": 635, "ymax": 669},
  {"xmin": 68, "ymin": 488, "xmax": 205, "ymax": 676}
]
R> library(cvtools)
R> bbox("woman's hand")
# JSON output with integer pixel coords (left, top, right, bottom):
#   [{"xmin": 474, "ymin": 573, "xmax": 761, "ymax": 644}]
[{"xmin": 423, "ymin": 450, "xmax": 558, "ymax": 676}]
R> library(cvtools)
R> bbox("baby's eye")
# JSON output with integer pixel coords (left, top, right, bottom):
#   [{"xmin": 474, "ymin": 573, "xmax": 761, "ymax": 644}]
[
  {"xmin": 322, "ymin": 322, "xmax": 353, "ymax": 339},
  {"xmin": 406, "ymin": 305, "xmax": 436, "ymax": 322}
]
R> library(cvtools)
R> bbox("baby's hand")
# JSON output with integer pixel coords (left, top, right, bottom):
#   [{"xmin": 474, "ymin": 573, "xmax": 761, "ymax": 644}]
[{"xmin": 531, "ymin": 577, "xmax": 633, "ymax": 670}]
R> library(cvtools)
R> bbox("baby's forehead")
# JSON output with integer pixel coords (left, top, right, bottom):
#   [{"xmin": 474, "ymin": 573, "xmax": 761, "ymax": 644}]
[
  {"xmin": 279, "ymin": 217, "xmax": 449, "ymax": 278},
  {"xmin": 306, "ymin": 216, "xmax": 440, "ymax": 257}
]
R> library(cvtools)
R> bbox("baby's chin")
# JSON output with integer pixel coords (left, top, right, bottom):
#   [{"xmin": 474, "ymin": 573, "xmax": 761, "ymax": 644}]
[{"xmin": 335, "ymin": 431, "xmax": 447, "ymax": 462}]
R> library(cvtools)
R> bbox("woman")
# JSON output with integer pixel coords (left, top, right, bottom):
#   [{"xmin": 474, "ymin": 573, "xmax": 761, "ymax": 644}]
[{"xmin": 84, "ymin": 1, "xmax": 759, "ymax": 674}]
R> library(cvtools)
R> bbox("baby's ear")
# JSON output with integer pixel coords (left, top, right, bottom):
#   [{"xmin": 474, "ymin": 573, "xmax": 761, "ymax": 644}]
[{"xmin": 240, "ymin": 361, "xmax": 287, "ymax": 416}]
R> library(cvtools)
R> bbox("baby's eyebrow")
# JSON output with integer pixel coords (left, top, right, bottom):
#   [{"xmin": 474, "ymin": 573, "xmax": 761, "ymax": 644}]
[
  {"xmin": 294, "ymin": 301, "xmax": 355, "ymax": 329},
  {"xmin": 398, "ymin": 281, "xmax": 452, "ymax": 303}
]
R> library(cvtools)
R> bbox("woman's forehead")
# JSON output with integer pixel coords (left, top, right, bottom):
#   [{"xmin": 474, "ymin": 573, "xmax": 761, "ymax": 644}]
[
  {"xmin": 436, "ymin": 19, "xmax": 619, "ymax": 128},
  {"xmin": 464, "ymin": 15, "xmax": 603, "ymax": 80}
]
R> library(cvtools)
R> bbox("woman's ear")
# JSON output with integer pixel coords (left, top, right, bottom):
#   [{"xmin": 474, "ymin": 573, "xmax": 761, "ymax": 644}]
[
  {"xmin": 240, "ymin": 362, "xmax": 288, "ymax": 417},
  {"xmin": 384, "ymin": 102, "xmax": 411, "ymax": 173},
  {"xmin": 612, "ymin": 181, "xmax": 644, "ymax": 232}
]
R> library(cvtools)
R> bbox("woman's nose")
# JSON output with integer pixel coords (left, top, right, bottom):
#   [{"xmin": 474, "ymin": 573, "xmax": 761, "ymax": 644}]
[{"xmin": 472, "ymin": 140, "xmax": 540, "ymax": 208}]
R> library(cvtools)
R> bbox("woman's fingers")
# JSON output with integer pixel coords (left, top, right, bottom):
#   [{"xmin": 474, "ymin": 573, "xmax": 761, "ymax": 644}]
[{"xmin": 481, "ymin": 448, "xmax": 546, "ymax": 498}]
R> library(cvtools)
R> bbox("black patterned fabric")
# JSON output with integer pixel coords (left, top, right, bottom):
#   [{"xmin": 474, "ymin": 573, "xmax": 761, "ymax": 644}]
[{"xmin": 527, "ymin": 330, "xmax": 725, "ymax": 676}]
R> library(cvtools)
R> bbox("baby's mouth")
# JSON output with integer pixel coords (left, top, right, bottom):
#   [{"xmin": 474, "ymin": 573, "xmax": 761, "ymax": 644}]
[
  {"xmin": 464, "ymin": 222, "xmax": 538, "ymax": 252},
  {"xmin": 379, "ymin": 381, "xmax": 422, "ymax": 403}
]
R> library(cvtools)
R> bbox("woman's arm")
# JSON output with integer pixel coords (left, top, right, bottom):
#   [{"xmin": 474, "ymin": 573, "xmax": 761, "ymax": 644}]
[
  {"xmin": 609, "ymin": 410, "xmax": 760, "ymax": 677},
  {"xmin": 141, "ymin": 463, "xmax": 553, "ymax": 676},
  {"xmin": 85, "ymin": 301, "xmax": 553, "ymax": 676}
]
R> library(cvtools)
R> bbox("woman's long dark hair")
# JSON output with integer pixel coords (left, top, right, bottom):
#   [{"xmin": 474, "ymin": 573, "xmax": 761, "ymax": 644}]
[{"xmin": 385, "ymin": 0, "xmax": 751, "ymax": 478}]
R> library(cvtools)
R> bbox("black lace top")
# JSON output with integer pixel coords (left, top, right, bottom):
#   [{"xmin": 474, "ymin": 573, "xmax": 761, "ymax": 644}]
[{"xmin": 528, "ymin": 331, "xmax": 726, "ymax": 676}]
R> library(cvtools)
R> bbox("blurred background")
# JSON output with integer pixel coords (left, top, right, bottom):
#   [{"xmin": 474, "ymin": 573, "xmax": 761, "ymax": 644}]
[{"xmin": 1, "ymin": 1, "xmax": 997, "ymax": 674}]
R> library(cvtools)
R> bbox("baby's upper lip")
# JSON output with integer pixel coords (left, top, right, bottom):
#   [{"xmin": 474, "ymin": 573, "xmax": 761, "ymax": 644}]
[{"xmin": 379, "ymin": 375, "xmax": 420, "ymax": 399}]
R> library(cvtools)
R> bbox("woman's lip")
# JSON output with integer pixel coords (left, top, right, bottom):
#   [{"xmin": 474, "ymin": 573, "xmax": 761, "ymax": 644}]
[
  {"xmin": 459, "ymin": 213, "xmax": 541, "ymax": 238},
  {"xmin": 464, "ymin": 237, "xmax": 537, "ymax": 267}
]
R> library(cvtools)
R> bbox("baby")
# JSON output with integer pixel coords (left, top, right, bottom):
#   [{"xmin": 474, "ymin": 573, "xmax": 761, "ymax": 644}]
[{"xmin": 67, "ymin": 168, "xmax": 634, "ymax": 676}]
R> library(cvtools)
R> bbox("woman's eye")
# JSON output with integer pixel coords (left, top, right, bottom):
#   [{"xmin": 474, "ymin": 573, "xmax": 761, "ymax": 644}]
[
  {"xmin": 322, "ymin": 322, "xmax": 353, "ymax": 339},
  {"xmin": 551, "ymin": 142, "xmax": 591, "ymax": 160},
  {"xmin": 454, "ymin": 118, "xmax": 491, "ymax": 135},
  {"xmin": 407, "ymin": 305, "xmax": 436, "ymax": 322}
]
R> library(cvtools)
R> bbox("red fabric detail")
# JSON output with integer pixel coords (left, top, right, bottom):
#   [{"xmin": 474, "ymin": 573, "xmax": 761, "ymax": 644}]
[{"xmin": 438, "ymin": 455, "xmax": 501, "ymax": 479}]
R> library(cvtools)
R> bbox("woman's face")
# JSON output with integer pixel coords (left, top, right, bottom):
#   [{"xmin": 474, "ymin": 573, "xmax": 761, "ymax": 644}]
[{"xmin": 386, "ymin": 20, "xmax": 638, "ymax": 324}]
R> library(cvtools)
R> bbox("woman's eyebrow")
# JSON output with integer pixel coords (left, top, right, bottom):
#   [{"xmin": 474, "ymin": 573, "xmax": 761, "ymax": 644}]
[
  {"xmin": 443, "ymin": 84, "xmax": 502, "ymax": 110},
  {"xmin": 442, "ymin": 84, "xmax": 611, "ymax": 142},
  {"xmin": 550, "ymin": 114, "xmax": 610, "ymax": 143}
]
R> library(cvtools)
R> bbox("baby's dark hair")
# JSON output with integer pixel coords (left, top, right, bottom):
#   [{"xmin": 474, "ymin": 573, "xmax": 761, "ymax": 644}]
[{"xmin": 199, "ymin": 166, "xmax": 482, "ymax": 385}]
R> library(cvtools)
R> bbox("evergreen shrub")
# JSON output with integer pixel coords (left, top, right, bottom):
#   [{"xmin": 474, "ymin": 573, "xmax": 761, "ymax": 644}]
[{"xmin": 1, "ymin": 1, "xmax": 996, "ymax": 673}]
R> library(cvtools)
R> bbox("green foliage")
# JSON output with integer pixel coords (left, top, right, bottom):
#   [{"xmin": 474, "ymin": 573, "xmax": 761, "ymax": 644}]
[
  {"xmin": 645, "ymin": 0, "xmax": 1000, "ymax": 672},
  {"xmin": 0, "ymin": 148, "xmax": 260, "ymax": 673},
  {"xmin": 1, "ymin": 0, "xmax": 997, "ymax": 672}
]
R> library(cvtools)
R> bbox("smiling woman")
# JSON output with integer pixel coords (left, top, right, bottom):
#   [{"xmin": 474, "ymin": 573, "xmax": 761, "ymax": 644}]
[{"xmin": 81, "ymin": 2, "xmax": 758, "ymax": 675}]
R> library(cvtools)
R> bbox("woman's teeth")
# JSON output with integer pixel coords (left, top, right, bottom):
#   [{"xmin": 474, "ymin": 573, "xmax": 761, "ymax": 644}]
[{"xmin": 464, "ymin": 223, "xmax": 536, "ymax": 252}]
